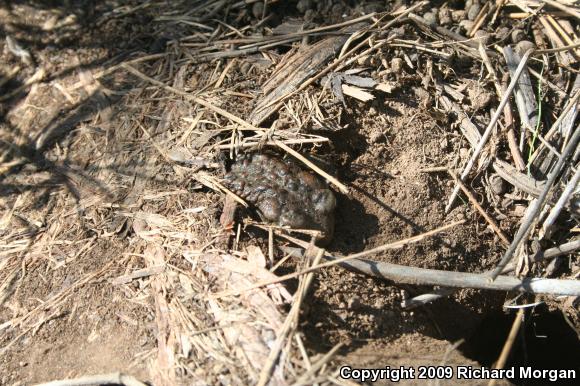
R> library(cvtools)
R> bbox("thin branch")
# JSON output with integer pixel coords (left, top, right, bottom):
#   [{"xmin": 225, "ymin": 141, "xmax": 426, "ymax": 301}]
[
  {"xmin": 490, "ymin": 123, "xmax": 580, "ymax": 279},
  {"xmin": 445, "ymin": 48, "xmax": 535, "ymax": 212},
  {"xmin": 34, "ymin": 372, "xmax": 147, "ymax": 386},
  {"xmin": 211, "ymin": 221, "xmax": 464, "ymax": 298}
]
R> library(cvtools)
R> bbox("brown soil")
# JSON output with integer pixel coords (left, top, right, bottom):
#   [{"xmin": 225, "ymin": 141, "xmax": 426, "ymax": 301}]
[{"xmin": 0, "ymin": 1, "xmax": 578, "ymax": 385}]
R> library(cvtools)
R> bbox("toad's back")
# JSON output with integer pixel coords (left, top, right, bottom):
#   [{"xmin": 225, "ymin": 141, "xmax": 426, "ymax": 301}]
[{"xmin": 224, "ymin": 153, "xmax": 336, "ymax": 243}]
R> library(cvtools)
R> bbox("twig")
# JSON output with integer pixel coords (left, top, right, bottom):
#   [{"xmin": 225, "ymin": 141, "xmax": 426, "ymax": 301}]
[
  {"xmin": 216, "ymin": 137, "xmax": 329, "ymax": 150},
  {"xmin": 502, "ymin": 238, "xmax": 580, "ymax": 274},
  {"xmin": 324, "ymin": 254, "xmax": 580, "ymax": 296},
  {"xmin": 490, "ymin": 123, "xmax": 580, "ymax": 280},
  {"xmin": 445, "ymin": 49, "xmax": 535, "ymax": 212},
  {"xmin": 33, "ymin": 372, "xmax": 147, "ymax": 386},
  {"xmin": 538, "ymin": 16, "xmax": 575, "ymax": 65},
  {"xmin": 274, "ymin": 140, "xmax": 349, "ymax": 195},
  {"xmin": 502, "ymin": 46, "xmax": 537, "ymax": 146},
  {"xmin": 256, "ymin": 247, "xmax": 324, "ymax": 386},
  {"xmin": 533, "ymin": 41, "xmax": 580, "ymax": 55},
  {"xmin": 468, "ymin": 2, "xmax": 491, "ymax": 37},
  {"xmin": 541, "ymin": 166, "xmax": 580, "ymax": 239},
  {"xmin": 403, "ymin": 238, "xmax": 580, "ymax": 308},
  {"xmin": 255, "ymin": 1, "xmax": 427, "ymax": 117},
  {"xmin": 448, "ymin": 171, "xmax": 511, "ymax": 246},
  {"xmin": 439, "ymin": 95, "xmax": 481, "ymax": 148},
  {"xmin": 479, "ymin": 46, "xmax": 523, "ymax": 172},
  {"xmin": 110, "ymin": 265, "xmax": 165, "ymax": 285},
  {"xmin": 500, "ymin": 73, "xmax": 526, "ymax": 171},
  {"xmin": 534, "ymin": 240, "xmax": 580, "ymax": 262},
  {"xmin": 542, "ymin": 0, "xmax": 580, "ymax": 22},
  {"xmin": 409, "ymin": 13, "xmax": 481, "ymax": 50},
  {"xmin": 488, "ymin": 309, "xmax": 525, "ymax": 386},
  {"xmin": 211, "ymin": 221, "xmax": 464, "ymax": 298},
  {"xmin": 492, "ymin": 159, "xmax": 546, "ymax": 197},
  {"xmin": 278, "ymin": 237, "xmax": 580, "ymax": 296},
  {"xmin": 529, "ymin": 90, "xmax": 580, "ymax": 165},
  {"xmin": 293, "ymin": 342, "xmax": 344, "ymax": 385}
]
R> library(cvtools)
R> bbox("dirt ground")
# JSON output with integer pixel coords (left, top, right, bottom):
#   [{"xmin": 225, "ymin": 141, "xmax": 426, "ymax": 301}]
[{"xmin": 0, "ymin": 1, "xmax": 578, "ymax": 385}]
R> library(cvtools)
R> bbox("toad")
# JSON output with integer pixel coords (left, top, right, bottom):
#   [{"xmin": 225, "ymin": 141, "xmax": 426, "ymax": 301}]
[{"xmin": 223, "ymin": 153, "xmax": 336, "ymax": 244}]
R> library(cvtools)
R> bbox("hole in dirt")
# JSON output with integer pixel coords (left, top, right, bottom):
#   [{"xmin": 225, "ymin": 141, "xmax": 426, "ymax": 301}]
[{"xmin": 460, "ymin": 306, "xmax": 579, "ymax": 383}]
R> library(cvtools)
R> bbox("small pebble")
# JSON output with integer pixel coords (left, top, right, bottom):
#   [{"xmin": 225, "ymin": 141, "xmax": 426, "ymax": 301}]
[
  {"xmin": 515, "ymin": 40, "xmax": 536, "ymax": 56},
  {"xmin": 451, "ymin": 10, "xmax": 466, "ymax": 23},
  {"xmin": 496, "ymin": 26, "xmax": 511, "ymax": 41},
  {"xmin": 357, "ymin": 55, "xmax": 372, "ymax": 66},
  {"xmin": 490, "ymin": 174, "xmax": 507, "ymax": 195},
  {"xmin": 465, "ymin": 0, "xmax": 473, "ymax": 11},
  {"xmin": 511, "ymin": 29, "xmax": 526, "ymax": 44},
  {"xmin": 252, "ymin": 1, "xmax": 264, "ymax": 19},
  {"xmin": 467, "ymin": 3, "xmax": 481, "ymax": 21},
  {"xmin": 423, "ymin": 12, "xmax": 438, "ymax": 26},
  {"xmin": 459, "ymin": 19, "xmax": 474, "ymax": 33},
  {"xmin": 374, "ymin": 298, "xmax": 385, "ymax": 308},
  {"xmin": 391, "ymin": 57, "xmax": 404, "ymax": 74},
  {"xmin": 474, "ymin": 30, "xmax": 490, "ymax": 45}
]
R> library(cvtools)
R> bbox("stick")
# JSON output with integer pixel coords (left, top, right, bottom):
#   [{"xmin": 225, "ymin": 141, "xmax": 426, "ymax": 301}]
[
  {"xmin": 439, "ymin": 95, "xmax": 482, "ymax": 148},
  {"xmin": 256, "ymin": 247, "xmax": 324, "ymax": 386},
  {"xmin": 501, "ymin": 77, "xmax": 526, "ymax": 171},
  {"xmin": 326, "ymin": 255, "xmax": 580, "ymax": 296},
  {"xmin": 490, "ymin": 123, "xmax": 580, "ymax": 280},
  {"xmin": 542, "ymin": 0, "xmax": 580, "ymax": 25},
  {"xmin": 274, "ymin": 140, "xmax": 349, "ymax": 194},
  {"xmin": 445, "ymin": 49, "xmax": 535, "ymax": 212},
  {"xmin": 211, "ymin": 221, "xmax": 464, "ymax": 298},
  {"xmin": 501, "ymin": 239, "xmax": 580, "ymax": 273},
  {"xmin": 216, "ymin": 137, "xmax": 328, "ymax": 149},
  {"xmin": 503, "ymin": 46, "xmax": 537, "ymax": 147},
  {"xmin": 529, "ymin": 90, "xmax": 580, "ymax": 165},
  {"xmin": 536, "ymin": 240, "xmax": 580, "ymax": 261},
  {"xmin": 448, "ymin": 171, "xmax": 511, "ymax": 246},
  {"xmin": 34, "ymin": 372, "xmax": 147, "ymax": 386},
  {"xmin": 255, "ymin": 1, "xmax": 427, "ymax": 116},
  {"xmin": 294, "ymin": 342, "xmax": 344, "ymax": 384},
  {"xmin": 489, "ymin": 309, "xmax": 524, "ymax": 386},
  {"xmin": 403, "ymin": 238, "xmax": 580, "ymax": 308},
  {"xmin": 541, "ymin": 166, "xmax": 580, "ymax": 239},
  {"xmin": 492, "ymin": 159, "xmax": 546, "ymax": 197}
]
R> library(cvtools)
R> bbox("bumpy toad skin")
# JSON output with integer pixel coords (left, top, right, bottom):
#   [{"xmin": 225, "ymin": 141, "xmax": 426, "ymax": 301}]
[{"xmin": 224, "ymin": 153, "xmax": 336, "ymax": 243}]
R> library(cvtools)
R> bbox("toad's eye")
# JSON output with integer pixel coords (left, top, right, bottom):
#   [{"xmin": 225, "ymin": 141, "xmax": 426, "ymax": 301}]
[{"xmin": 312, "ymin": 190, "xmax": 336, "ymax": 213}]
